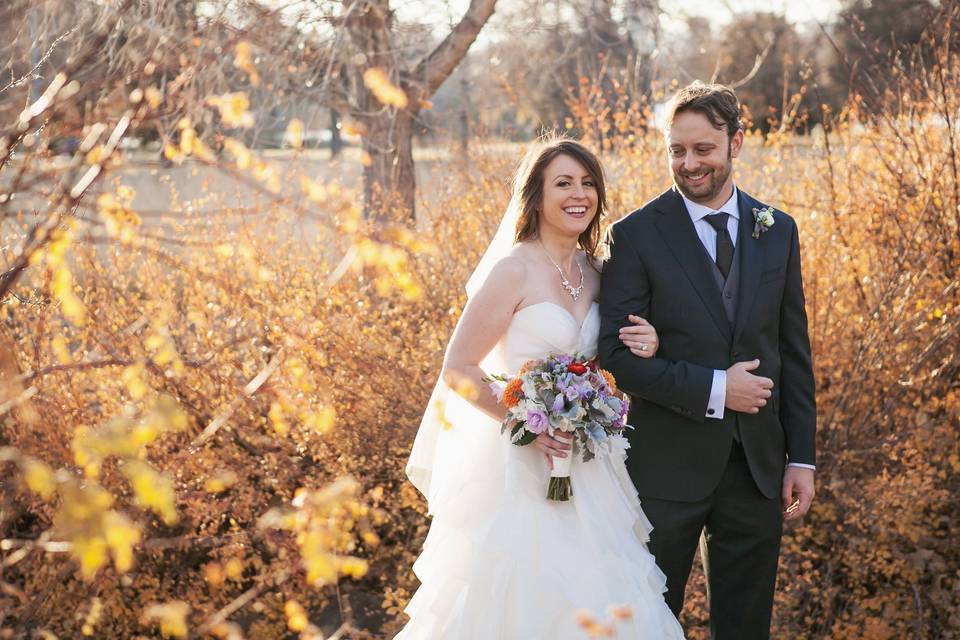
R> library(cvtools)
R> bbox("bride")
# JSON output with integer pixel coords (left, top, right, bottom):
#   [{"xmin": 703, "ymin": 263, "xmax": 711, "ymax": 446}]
[{"xmin": 399, "ymin": 138, "xmax": 685, "ymax": 639}]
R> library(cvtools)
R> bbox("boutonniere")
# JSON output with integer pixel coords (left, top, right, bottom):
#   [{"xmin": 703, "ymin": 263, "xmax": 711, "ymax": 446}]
[{"xmin": 752, "ymin": 206, "xmax": 775, "ymax": 239}]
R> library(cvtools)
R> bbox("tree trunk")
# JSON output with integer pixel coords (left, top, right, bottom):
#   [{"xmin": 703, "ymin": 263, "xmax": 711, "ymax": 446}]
[
  {"xmin": 346, "ymin": 0, "xmax": 497, "ymax": 224},
  {"xmin": 458, "ymin": 60, "xmax": 471, "ymax": 156},
  {"xmin": 362, "ymin": 109, "xmax": 415, "ymax": 224},
  {"xmin": 329, "ymin": 109, "xmax": 343, "ymax": 158}
]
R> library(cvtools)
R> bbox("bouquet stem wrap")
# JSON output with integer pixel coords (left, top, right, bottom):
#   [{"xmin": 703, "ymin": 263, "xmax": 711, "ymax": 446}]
[
  {"xmin": 486, "ymin": 354, "xmax": 629, "ymax": 503},
  {"xmin": 547, "ymin": 453, "xmax": 573, "ymax": 501}
]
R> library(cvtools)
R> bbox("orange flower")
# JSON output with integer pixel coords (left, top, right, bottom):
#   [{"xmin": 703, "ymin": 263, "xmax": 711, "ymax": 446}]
[
  {"xmin": 502, "ymin": 378, "xmax": 524, "ymax": 409},
  {"xmin": 599, "ymin": 369, "xmax": 617, "ymax": 393}
]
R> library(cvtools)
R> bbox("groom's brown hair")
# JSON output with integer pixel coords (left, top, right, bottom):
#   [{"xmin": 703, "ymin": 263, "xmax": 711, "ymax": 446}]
[
  {"xmin": 513, "ymin": 136, "xmax": 607, "ymax": 267},
  {"xmin": 664, "ymin": 82, "xmax": 743, "ymax": 142}
]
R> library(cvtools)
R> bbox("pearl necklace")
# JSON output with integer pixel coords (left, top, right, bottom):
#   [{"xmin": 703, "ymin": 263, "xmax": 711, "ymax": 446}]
[{"xmin": 538, "ymin": 239, "xmax": 584, "ymax": 301}]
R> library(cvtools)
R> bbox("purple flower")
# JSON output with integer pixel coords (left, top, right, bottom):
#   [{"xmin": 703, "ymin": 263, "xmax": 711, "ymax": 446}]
[
  {"xmin": 526, "ymin": 409, "xmax": 549, "ymax": 434},
  {"xmin": 564, "ymin": 379, "xmax": 594, "ymax": 402},
  {"xmin": 551, "ymin": 394, "xmax": 566, "ymax": 412}
]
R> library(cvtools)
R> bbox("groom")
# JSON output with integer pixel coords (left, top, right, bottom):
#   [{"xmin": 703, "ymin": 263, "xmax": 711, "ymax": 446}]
[{"xmin": 598, "ymin": 82, "xmax": 817, "ymax": 639}]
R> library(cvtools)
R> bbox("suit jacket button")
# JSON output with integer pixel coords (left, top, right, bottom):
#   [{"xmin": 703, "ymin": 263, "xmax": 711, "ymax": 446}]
[
  {"xmin": 732, "ymin": 351, "xmax": 740, "ymax": 358},
  {"xmin": 707, "ymin": 408, "xmax": 715, "ymax": 416}
]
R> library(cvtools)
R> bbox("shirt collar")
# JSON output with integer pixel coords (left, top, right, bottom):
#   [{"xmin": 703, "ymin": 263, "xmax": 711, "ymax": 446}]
[{"xmin": 681, "ymin": 185, "xmax": 740, "ymax": 223}]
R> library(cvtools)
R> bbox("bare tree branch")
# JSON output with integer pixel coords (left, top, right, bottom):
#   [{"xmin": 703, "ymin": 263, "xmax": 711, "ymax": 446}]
[{"xmin": 410, "ymin": 0, "xmax": 497, "ymax": 110}]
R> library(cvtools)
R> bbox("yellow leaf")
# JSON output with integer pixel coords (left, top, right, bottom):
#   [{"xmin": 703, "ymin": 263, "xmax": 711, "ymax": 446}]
[
  {"xmin": 121, "ymin": 363, "xmax": 148, "ymax": 400},
  {"xmin": 163, "ymin": 144, "xmax": 183, "ymax": 163},
  {"xmin": 60, "ymin": 291, "xmax": 87, "ymax": 326},
  {"xmin": 339, "ymin": 557, "xmax": 368, "ymax": 579},
  {"xmin": 203, "ymin": 562, "xmax": 224, "ymax": 587},
  {"xmin": 287, "ymin": 118, "xmax": 304, "ymax": 149},
  {"xmin": 285, "ymin": 600, "xmax": 308, "ymax": 632},
  {"xmin": 305, "ymin": 406, "xmax": 335, "ymax": 434},
  {"xmin": 342, "ymin": 121, "xmax": 367, "ymax": 137},
  {"xmin": 22, "ymin": 456, "xmax": 57, "ymax": 499},
  {"xmin": 179, "ymin": 127, "xmax": 196, "ymax": 155},
  {"xmin": 51, "ymin": 335, "xmax": 71, "ymax": 364},
  {"xmin": 74, "ymin": 535, "xmax": 108, "ymax": 580},
  {"xmin": 85, "ymin": 145, "xmax": 105, "ymax": 165},
  {"xmin": 82, "ymin": 597, "xmax": 103, "ymax": 636},
  {"xmin": 608, "ymin": 604, "xmax": 634, "ymax": 621},
  {"xmin": 363, "ymin": 67, "xmax": 408, "ymax": 109},
  {"xmin": 122, "ymin": 460, "xmax": 178, "ymax": 525},
  {"xmin": 234, "ymin": 42, "xmax": 260, "ymax": 86},
  {"xmin": 143, "ymin": 601, "xmax": 190, "ymax": 639},
  {"xmin": 224, "ymin": 557, "xmax": 243, "ymax": 581},
  {"xmin": 145, "ymin": 87, "xmax": 162, "ymax": 109},
  {"xmin": 300, "ymin": 176, "xmax": 327, "ymax": 203},
  {"xmin": 208, "ymin": 92, "xmax": 254, "ymax": 129},
  {"xmin": 103, "ymin": 510, "xmax": 141, "ymax": 573},
  {"xmin": 214, "ymin": 243, "xmax": 235, "ymax": 258},
  {"xmin": 269, "ymin": 401, "xmax": 288, "ymax": 436},
  {"xmin": 223, "ymin": 138, "xmax": 253, "ymax": 170},
  {"xmin": 305, "ymin": 553, "xmax": 336, "ymax": 585},
  {"xmin": 204, "ymin": 469, "xmax": 238, "ymax": 493}
]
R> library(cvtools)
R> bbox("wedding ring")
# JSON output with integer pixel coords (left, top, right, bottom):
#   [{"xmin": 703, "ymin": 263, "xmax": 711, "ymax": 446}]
[{"xmin": 639, "ymin": 344, "xmax": 649, "ymax": 352}]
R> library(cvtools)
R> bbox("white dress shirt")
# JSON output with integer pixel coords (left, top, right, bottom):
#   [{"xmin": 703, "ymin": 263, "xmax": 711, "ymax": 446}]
[{"xmin": 679, "ymin": 186, "xmax": 814, "ymax": 470}]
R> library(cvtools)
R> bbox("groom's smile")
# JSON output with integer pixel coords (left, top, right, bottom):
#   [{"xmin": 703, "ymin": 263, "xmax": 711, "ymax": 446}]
[
  {"xmin": 666, "ymin": 110, "xmax": 744, "ymax": 210},
  {"xmin": 678, "ymin": 169, "xmax": 711, "ymax": 188}
]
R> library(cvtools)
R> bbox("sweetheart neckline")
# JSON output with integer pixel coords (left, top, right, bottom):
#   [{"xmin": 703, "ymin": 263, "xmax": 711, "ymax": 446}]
[{"xmin": 514, "ymin": 300, "xmax": 599, "ymax": 332}]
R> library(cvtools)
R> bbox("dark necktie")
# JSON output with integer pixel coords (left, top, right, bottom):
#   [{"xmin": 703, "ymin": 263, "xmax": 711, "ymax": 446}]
[{"xmin": 705, "ymin": 212, "xmax": 734, "ymax": 280}]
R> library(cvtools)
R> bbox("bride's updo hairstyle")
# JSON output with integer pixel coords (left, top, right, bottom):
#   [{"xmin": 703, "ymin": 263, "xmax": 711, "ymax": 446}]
[{"xmin": 512, "ymin": 136, "xmax": 607, "ymax": 266}]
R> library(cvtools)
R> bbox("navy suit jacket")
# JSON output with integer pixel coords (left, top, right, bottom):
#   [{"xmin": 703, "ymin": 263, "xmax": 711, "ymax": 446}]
[{"xmin": 598, "ymin": 187, "xmax": 816, "ymax": 502}]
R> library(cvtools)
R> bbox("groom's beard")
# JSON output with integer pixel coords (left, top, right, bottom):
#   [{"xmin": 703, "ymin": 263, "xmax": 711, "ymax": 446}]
[{"xmin": 673, "ymin": 156, "xmax": 733, "ymax": 205}]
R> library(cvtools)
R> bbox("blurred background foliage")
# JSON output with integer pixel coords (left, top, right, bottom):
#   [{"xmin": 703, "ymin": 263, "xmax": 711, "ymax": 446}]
[{"xmin": 0, "ymin": 0, "xmax": 958, "ymax": 637}]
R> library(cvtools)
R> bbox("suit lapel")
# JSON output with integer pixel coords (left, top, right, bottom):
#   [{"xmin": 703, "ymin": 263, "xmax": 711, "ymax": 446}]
[
  {"xmin": 733, "ymin": 190, "xmax": 764, "ymax": 344},
  {"xmin": 653, "ymin": 188, "xmax": 732, "ymax": 341}
]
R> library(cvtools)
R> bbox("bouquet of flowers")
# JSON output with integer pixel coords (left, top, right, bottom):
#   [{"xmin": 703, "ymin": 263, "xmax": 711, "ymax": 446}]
[{"xmin": 488, "ymin": 353, "xmax": 630, "ymax": 501}]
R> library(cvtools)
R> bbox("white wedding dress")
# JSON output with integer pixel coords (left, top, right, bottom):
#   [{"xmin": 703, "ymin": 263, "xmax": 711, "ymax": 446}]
[{"xmin": 398, "ymin": 301, "xmax": 685, "ymax": 639}]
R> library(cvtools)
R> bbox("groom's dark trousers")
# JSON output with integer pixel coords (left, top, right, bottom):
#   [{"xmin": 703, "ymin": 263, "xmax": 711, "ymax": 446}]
[{"xmin": 598, "ymin": 188, "xmax": 816, "ymax": 640}]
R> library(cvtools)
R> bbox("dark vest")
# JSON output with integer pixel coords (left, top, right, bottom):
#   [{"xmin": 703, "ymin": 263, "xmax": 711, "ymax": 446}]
[
  {"xmin": 704, "ymin": 232, "xmax": 742, "ymax": 438},
  {"xmin": 708, "ymin": 237, "xmax": 740, "ymax": 329}
]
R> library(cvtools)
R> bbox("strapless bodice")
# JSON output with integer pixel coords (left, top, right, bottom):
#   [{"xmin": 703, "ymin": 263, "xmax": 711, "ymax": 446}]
[{"xmin": 492, "ymin": 302, "xmax": 600, "ymax": 373}]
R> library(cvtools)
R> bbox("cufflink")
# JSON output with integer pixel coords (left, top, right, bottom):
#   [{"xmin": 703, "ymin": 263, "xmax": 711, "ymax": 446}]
[{"xmin": 707, "ymin": 408, "xmax": 716, "ymax": 416}]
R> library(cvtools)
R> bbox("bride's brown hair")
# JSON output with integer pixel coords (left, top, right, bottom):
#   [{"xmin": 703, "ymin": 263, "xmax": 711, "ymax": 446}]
[{"xmin": 512, "ymin": 136, "xmax": 607, "ymax": 266}]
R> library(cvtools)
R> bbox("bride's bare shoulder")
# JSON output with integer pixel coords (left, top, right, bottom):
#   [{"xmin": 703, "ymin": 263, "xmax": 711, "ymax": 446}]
[
  {"xmin": 494, "ymin": 242, "xmax": 538, "ymax": 272},
  {"xmin": 473, "ymin": 245, "xmax": 537, "ymax": 302}
]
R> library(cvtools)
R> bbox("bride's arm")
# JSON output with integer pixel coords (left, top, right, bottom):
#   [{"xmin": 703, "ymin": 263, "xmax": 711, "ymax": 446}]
[
  {"xmin": 618, "ymin": 315, "xmax": 659, "ymax": 357},
  {"xmin": 441, "ymin": 256, "xmax": 527, "ymax": 422},
  {"xmin": 596, "ymin": 258, "xmax": 660, "ymax": 358}
]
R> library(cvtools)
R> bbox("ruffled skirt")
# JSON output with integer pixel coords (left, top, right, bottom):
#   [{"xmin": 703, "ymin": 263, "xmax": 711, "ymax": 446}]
[{"xmin": 397, "ymin": 400, "xmax": 685, "ymax": 640}]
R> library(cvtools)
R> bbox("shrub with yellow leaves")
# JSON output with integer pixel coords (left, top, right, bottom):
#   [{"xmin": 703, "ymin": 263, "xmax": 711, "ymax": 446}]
[{"xmin": 2, "ymin": 6, "xmax": 959, "ymax": 640}]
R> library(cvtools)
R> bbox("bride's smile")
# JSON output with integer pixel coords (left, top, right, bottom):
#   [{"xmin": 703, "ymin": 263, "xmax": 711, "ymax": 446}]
[{"xmin": 539, "ymin": 154, "xmax": 598, "ymax": 237}]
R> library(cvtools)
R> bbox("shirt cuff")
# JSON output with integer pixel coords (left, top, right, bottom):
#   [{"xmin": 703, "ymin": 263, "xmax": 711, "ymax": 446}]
[
  {"xmin": 706, "ymin": 369, "xmax": 725, "ymax": 419},
  {"xmin": 787, "ymin": 463, "xmax": 816, "ymax": 470}
]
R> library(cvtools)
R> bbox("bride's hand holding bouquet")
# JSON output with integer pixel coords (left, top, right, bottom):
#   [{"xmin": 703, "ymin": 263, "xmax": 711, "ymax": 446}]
[{"xmin": 487, "ymin": 354, "xmax": 630, "ymax": 501}]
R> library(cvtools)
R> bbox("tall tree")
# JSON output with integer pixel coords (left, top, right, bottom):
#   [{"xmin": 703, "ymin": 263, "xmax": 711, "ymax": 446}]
[{"xmin": 329, "ymin": 0, "xmax": 498, "ymax": 220}]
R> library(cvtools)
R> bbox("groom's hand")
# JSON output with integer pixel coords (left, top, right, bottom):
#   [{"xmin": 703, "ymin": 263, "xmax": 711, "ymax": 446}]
[
  {"xmin": 782, "ymin": 466, "xmax": 815, "ymax": 522},
  {"xmin": 725, "ymin": 359, "xmax": 774, "ymax": 414}
]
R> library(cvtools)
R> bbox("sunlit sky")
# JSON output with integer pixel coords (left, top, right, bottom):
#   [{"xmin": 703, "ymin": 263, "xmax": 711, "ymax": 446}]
[{"xmin": 392, "ymin": 0, "xmax": 843, "ymax": 43}]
